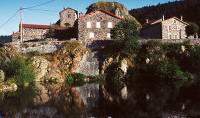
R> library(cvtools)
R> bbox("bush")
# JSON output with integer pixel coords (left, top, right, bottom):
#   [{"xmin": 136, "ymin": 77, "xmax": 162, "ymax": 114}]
[
  {"xmin": 66, "ymin": 73, "xmax": 86, "ymax": 86},
  {"xmin": 136, "ymin": 40, "xmax": 164, "ymax": 64},
  {"xmin": 9, "ymin": 56, "xmax": 35, "ymax": 87},
  {"xmin": 156, "ymin": 58, "xmax": 180, "ymax": 80}
]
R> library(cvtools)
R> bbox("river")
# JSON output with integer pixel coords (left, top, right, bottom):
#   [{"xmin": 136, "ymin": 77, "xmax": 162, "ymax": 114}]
[{"xmin": 0, "ymin": 82, "xmax": 101, "ymax": 118}]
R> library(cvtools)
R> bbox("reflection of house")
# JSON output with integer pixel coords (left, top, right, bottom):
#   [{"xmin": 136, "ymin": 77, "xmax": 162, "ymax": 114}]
[{"xmin": 141, "ymin": 16, "xmax": 189, "ymax": 39}]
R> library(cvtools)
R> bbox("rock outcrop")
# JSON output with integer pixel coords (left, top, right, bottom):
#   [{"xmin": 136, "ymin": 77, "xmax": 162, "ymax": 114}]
[
  {"xmin": 101, "ymin": 55, "xmax": 134, "ymax": 74},
  {"xmin": 32, "ymin": 56, "xmax": 50, "ymax": 81},
  {"xmin": 0, "ymin": 83, "xmax": 17, "ymax": 93},
  {"xmin": 29, "ymin": 41, "xmax": 88, "ymax": 82},
  {"xmin": 77, "ymin": 51, "xmax": 100, "ymax": 76}
]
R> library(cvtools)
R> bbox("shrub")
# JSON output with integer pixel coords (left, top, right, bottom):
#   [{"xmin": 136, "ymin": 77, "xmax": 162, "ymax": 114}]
[
  {"xmin": 136, "ymin": 40, "xmax": 164, "ymax": 64},
  {"xmin": 9, "ymin": 56, "xmax": 35, "ymax": 87},
  {"xmin": 156, "ymin": 58, "xmax": 180, "ymax": 80}
]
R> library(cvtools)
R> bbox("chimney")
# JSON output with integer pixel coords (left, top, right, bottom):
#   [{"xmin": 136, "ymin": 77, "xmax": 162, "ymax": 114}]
[
  {"xmin": 180, "ymin": 16, "xmax": 183, "ymax": 21},
  {"xmin": 146, "ymin": 19, "xmax": 149, "ymax": 24},
  {"xmin": 162, "ymin": 15, "xmax": 165, "ymax": 21}
]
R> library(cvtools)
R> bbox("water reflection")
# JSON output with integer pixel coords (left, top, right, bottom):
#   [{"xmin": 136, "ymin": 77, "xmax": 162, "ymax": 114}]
[
  {"xmin": 0, "ymin": 82, "xmax": 99, "ymax": 118},
  {"xmin": 0, "ymin": 84, "xmax": 36, "ymax": 117}
]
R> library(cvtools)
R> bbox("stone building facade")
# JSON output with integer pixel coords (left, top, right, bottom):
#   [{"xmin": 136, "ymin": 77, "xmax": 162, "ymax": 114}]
[
  {"xmin": 59, "ymin": 8, "xmax": 78, "ymax": 27},
  {"xmin": 78, "ymin": 10, "xmax": 122, "ymax": 43},
  {"xmin": 12, "ymin": 24, "xmax": 50, "ymax": 42},
  {"xmin": 12, "ymin": 8, "xmax": 123, "ymax": 43},
  {"xmin": 141, "ymin": 17, "xmax": 189, "ymax": 39},
  {"xmin": 21, "ymin": 24, "xmax": 50, "ymax": 42}
]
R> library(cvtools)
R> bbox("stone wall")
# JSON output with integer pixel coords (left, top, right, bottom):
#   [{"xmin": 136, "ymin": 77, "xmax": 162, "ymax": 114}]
[
  {"xmin": 10, "ymin": 41, "xmax": 66, "ymax": 54},
  {"xmin": 59, "ymin": 8, "xmax": 78, "ymax": 27},
  {"xmin": 78, "ymin": 11, "xmax": 121, "ymax": 43},
  {"xmin": 139, "ymin": 38, "xmax": 200, "ymax": 45},
  {"xmin": 141, "ymin": 18, "xmax": 188, "ymax": 40},
  {"xmin": 23, "ymin": 28, "xmax": 49, "ymax": 42}
]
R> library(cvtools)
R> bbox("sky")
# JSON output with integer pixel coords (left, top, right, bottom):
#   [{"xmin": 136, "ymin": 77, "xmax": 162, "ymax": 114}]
[{"xmin": 0, "ymin": 0, "xmax": 175, "ymax": 35}]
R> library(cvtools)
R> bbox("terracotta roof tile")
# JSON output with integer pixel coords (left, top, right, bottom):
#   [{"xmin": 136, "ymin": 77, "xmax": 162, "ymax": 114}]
[{"xmin": 21, "ymin": 24, "xmax": 50, "ymax": 29}]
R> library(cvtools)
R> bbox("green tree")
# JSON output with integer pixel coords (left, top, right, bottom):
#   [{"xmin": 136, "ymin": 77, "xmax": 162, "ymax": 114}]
[
  {"xmin": 111, "ymin": 16, "xmax": 141, "ymax": 41},
  {"xmin": 111, "ymin": 16, "xmax": 141, "ymax": 54}
]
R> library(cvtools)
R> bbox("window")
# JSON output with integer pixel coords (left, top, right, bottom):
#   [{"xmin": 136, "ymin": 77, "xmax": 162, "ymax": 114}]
[
  {"xmin": 175, "ymin": 35, "xmax": 177, "ymax": 39},
  {"xmin": 107, "ymin": 33, "xmax": 111, "ymax": 39},
  {"xmin": 168, "ymin": 26, "xmax": 171, "ymax": 31},
  {"xmin": 108, "ymin": 22, "xmax": 113, "ymax": 28},
  {"xmin": 89, "ymin": 32, "xmax": 94, "ymax": 38},
  {"xmin": 96, "ymin": 22, "xmax": 101, "ymax": 28},
  {"xmin": 87, "ymin": 22, "xmax": 91, "ymax": 28},
  {"xmin": 169, "ymin": 35, "xmax": 172, "ymax": 39}
]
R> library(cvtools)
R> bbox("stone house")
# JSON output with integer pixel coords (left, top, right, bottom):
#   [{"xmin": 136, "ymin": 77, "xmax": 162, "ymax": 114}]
[
  {"xmin": 20, "ymin": 24, "xmax": 50, "ymax": 42},
  {"xmin": 59, "ymin": 8, "xmax": 78, "ymax": 27},
  {"xmin": 12, "ymin": 8, "xmax": 123, "ymax": 43},
  {"xmin": 77, "ymin": 10, "xmax": 122, "ymax": 43},
  {"xmin": 12, "ymin": 23, "xmax": 67, "ymax": 42},
  {"xmin": 141, "ymin": 17, "xmax": 189, "ymax": 39}
]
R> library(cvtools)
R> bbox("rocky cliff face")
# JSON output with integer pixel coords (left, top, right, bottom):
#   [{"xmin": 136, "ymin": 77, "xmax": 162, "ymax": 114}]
[
  {"xmin": 100, "ymin": 54, "xmax": 135, "ymax": 105},
  {"xmin": 30, "ymin": 41, "xmax": 88, "ymax": 82},
  {"xmin": 77, "ymin": 51, "xmax": 100, "ymax": 76}
]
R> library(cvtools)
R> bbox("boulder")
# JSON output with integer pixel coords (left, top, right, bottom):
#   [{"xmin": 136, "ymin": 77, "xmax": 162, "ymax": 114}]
[
  {"xmin": 101, "ymin": 55, "xmax": 134, "ymax": 74},
  {"xmin": 0, "ymin": 83, "xmax": 17, "ymax": 93},
  {"xmin": 32, "ymin": 56, "xmax": 50, "ymax": 81},
  {"xmin": 119, "ymin": 59, "xmax": 128, "ymax": 74},
  {"xmin": 0, "ymin": 70, "xmax": 5, "ymax": 83},
  {"xmin": 120, "ymin": 85, "xmax": 128, "ymax": 100},
  {"xmin": 45, "ymin": 68, "xmax": 64, "ymax": 83}
]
